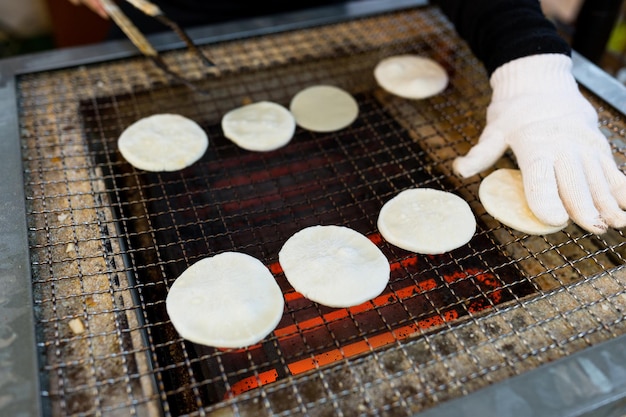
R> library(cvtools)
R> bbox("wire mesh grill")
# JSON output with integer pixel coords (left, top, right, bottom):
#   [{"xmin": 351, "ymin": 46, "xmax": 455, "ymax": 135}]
[{"xmin": 16, "ymin": 5, "xmax": 626, "ymax": 417}]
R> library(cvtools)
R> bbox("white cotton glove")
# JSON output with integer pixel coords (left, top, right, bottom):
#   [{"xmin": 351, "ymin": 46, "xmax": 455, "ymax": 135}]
[{"xmin": 453, "ymin": 54, "xmax": 626, "ymax": 234}]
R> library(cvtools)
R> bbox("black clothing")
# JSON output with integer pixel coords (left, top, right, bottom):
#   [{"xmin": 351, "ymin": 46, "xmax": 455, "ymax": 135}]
[
  {"xmin": 113, "ymin": 0, "xmax": 571, "ymax": 76},
  {"xmin": 435, "ymin": 0, "xmax": 570, "ymax": 75}
]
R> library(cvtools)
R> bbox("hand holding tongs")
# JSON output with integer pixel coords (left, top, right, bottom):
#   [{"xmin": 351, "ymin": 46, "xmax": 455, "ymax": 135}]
[{"xmin": 99, "ymin": 0, "xmax": 213, "ymax": 93}]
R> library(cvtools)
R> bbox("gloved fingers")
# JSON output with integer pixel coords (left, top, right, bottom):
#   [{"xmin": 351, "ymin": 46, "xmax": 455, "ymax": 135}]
[
  {"xmin": 453, "ymin": 127, "xmax": 508, "ymax": 178},
  {"xmin": 555, "ymin": 158, "xmax": 608, "ymax": 234},
  {"xmin": 602, "ymin": 161, "xmax": 626, "ymax": 209},
  {"xmin": 590, "ymin": 161, "xmax": 626, "ymax": 229},
  {"xmin": 522, "ymin": 159, "xmax": 569, "ymax": 227}
]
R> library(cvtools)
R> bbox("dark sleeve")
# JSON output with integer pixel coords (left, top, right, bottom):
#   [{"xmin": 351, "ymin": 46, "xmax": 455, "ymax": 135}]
[{"xmin": 433, "ymin": 0, "xmax": 571, "ymax": 75}]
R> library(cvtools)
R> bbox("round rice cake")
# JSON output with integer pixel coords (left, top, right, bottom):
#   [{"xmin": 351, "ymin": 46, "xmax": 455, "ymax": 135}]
[
  {"xmin": 118, "ymin": 113, "xmax": 208, "ymax": 172},
  {"xmin": 479, "ymin": 168, "xmax": 568, "ymax": 235},
  {"xmin": 166, "ymin": 252, "xmax": 284, "ymax": 348},
  {"xmin": 289, "ymin": 85, "xmax": 359, "ymax": 132},
  {"xmin": 279, "ymin": 225, "xmax": 390, "ymax": 308},
  {"xmin": 374, "ymin": 55, "xmax": 448, "ymax": 99},
  {"xmin": 221, "ymin": 101, "xmax": 296, "ymax": 151},
  {"xmin": 377, "ymin": 188, "xmax": 476, "ymax": 254}
]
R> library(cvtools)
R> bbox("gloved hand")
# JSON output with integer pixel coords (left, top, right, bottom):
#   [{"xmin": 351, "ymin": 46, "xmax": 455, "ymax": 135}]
[{"xmin": 454, "ymin": 54, "xmax": 626, "ymax": 234}]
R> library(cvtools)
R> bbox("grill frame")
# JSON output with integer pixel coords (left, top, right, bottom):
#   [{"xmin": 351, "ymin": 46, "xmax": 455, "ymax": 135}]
[{"xmin": 2, "ymin": 1, "xmax": 626, "ymax": 416}]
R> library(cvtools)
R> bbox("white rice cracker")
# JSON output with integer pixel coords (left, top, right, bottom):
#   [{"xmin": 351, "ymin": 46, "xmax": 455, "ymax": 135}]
[
  {"xmin": 118, "ymin": 113, "xmax": 208, "ymax": 172},
  {"xmin": 479, "ymin": 168, "xmax": 568, "ymax": 235},
  {"xmin": 166, "ymin": 252, "xmax": 284, "ymax": 348},
  {"xmin": 279, "ymin": 225, "xmax": 390, "ymax": 308},
  {"xmin": 289, "ymin": 85, "xmax": 359, "ymax": 132},
  {"xmin": 374, "ymin": 55, "xmax": 448, "ymax": 99},
  {"xmin": 377, "ymin": 188, "xmax": 476, "ymax": 254},
  {"xmin": 221, "ymin": 101, "xmax": 296, "ymax": 151}
]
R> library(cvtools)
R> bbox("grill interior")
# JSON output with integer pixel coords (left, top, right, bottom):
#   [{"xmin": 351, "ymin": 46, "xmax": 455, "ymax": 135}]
[{"xmin": 17, "ymin": 5, "xmax": 626, "ymax": 416}]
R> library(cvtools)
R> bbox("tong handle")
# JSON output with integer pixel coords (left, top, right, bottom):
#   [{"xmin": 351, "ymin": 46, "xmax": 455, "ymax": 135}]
[
  {"xmin": 100, "ymin": 0, "xmax": 212, "ymax": 94},
  {"xmin": 124, "ymin": 0, "xmax": 162, "ymax": 17},
  {"xmin": 101, "ymin": 0, "xmax": 158, "ymax": 57},
  {"xmin": 123, "ymin": 0, "xmax": 214, "ymax": 67}
]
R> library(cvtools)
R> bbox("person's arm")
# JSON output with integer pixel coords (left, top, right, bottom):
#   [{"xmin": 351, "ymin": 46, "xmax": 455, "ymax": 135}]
[
  {"xmin": 68, "ymin": 0, "xmax": 108, "ymax": 19},
  {"xmin": 435, "ymin": 0, "xmax": 570, "ymax": 75},
  {"xmin": 436, "ymin": 0, "xmax": 626, "ymax": 234}
]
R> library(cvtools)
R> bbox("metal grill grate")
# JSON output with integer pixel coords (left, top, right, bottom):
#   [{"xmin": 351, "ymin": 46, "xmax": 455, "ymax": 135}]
[
  {"xmin": 16, "ymin": 5, "xmax": 626, "ymax": 417},
  {"xmin": 81, "ymin": 86, "xmax": 537, "ymax": 409}
]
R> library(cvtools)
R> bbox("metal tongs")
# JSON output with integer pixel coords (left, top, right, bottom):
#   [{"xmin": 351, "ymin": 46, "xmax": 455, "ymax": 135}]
[{"xmin": 100, "ymin": 0, "xmax": 213, "ymax": 93}]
